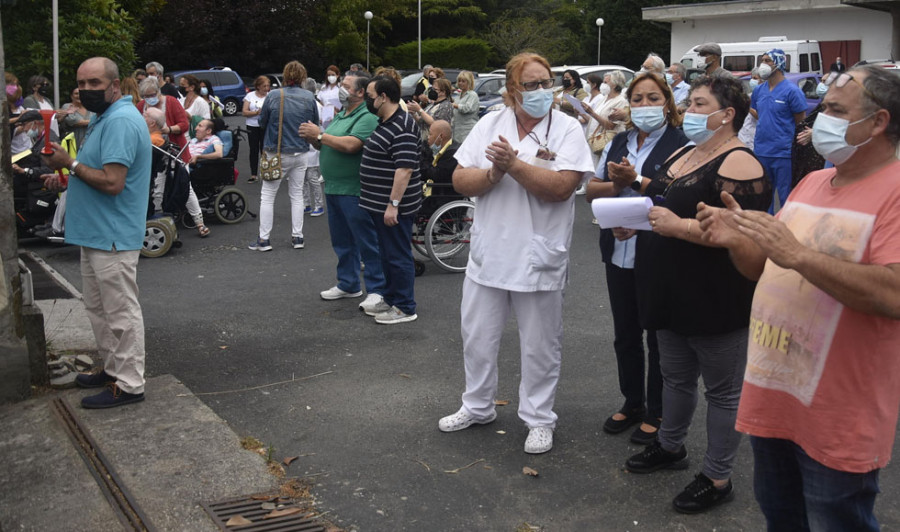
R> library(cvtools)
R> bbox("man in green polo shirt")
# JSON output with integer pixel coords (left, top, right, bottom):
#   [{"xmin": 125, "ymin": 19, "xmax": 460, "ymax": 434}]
[{"xmin": 299, "ymin": 73, "xmax": 387, "ymax": 316}]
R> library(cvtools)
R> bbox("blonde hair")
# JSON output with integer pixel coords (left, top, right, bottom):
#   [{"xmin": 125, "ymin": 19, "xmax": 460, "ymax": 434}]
[
  {"xmin": 502, "ymin": 52, "xmax": 552, "ymax": 108},
  {"xmin": 282, "ymin": 61, "xmax": 307, "ymax": 87},
  {"xmin": 457, "ymin": 70, "xmax": 475, "ymax": 92},
  {"xmin": 120, "ymin": 76, "xmax": 141, "ymax": 103}
]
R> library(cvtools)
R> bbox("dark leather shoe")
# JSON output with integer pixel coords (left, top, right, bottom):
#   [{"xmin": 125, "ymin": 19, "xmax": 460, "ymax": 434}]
[
  {"xmin": 602, "ymin": 406, "xmax": 645, "ymax": 434},
  {"xmin": 81, "ymin": 384, "xmax": 145, "ymax": 409},
  {"xmin": 625, "ymin": 440, "xmax": 689, "ymax": 473},
  {"xmin": 75, "ymin": 370, "xmax": 115, "ymax": 389},
  {"xmin": 673, "ymin": 473, "xmax": 734, "ymax": 514},
  {"xmin": 629, "ymin": 418, "xmax": 661, "ymax": 446}
]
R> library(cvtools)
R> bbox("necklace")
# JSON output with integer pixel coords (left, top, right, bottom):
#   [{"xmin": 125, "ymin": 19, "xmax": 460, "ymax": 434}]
[{"xmin": 673, "ymin": 135, "xmax": 736, "ymax": 177}]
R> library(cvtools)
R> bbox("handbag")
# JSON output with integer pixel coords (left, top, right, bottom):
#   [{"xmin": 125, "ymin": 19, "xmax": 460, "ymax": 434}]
[
  {"xmin": 260, "ymin": 90, "xmax": 285, "ymax": 181},
  {"xmin": 588, "ymin": 123, "xmax": 616, "ymax": 155}
]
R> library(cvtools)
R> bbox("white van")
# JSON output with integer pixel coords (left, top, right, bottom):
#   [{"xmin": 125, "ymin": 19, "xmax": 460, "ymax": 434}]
[{"xmin": 681, "ymin": 37, "xmax": 822, "ymax": 75}]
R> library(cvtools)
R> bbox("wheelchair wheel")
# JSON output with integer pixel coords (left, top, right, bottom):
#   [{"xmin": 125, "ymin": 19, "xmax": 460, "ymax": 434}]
[
  {"xmin": 214, "ymin": 187, "xmax": 248, "ymax": 224},
  {"xmin": 142, "ymin": 218, "xmax": 175, "ymax": 258},
  {"xmin": 424, "ymin": 200, "xmax": 474, "ymax": 273},
  {"xmin": 181, "ymin": 212, "xmax": 197, "ymax": 230}
]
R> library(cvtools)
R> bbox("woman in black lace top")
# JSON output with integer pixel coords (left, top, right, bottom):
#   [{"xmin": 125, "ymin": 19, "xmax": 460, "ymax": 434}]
[{"xmin": 624, "ymin": 75, "xmax": 772, "ymax": 514}]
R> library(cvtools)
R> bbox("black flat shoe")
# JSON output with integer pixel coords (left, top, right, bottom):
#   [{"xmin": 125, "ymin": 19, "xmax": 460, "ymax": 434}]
[
  {"xmin": 603, "ymin": 406, "xmax": 645, "ymax": 434},
  {"xmin": 629, "ymin": 417, "xmax": 661, "ymax": 446}
]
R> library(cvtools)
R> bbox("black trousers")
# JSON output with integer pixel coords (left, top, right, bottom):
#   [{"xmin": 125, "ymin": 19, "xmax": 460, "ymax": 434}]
[
  {"xmin": 247, "ymin": 125, "xmax": 263, "ymax": 177},
  {"xmin": 604, "ymin": 262, "xmax": 662, "ymax": 419}
]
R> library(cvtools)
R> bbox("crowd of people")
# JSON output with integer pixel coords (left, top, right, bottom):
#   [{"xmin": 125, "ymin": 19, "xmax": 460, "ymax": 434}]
[{"xmin": 14, "ymin": 42, "xmax": 899, "ymax": 530}]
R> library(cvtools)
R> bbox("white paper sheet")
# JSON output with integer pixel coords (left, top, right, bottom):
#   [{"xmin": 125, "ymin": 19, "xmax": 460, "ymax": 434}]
[
  {"xmin": 591, "ymin": 197, "xmax": 653, "ymax": 230},
  {"xmin": 564, "ymin": 94, "xmax": 588, "ymax": 116}
]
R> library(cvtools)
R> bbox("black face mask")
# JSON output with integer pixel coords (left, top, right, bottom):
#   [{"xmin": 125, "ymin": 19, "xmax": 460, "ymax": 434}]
[
  {"xmin": 79, "ymin": 87, "xmax": 112, "ymax": 115},
  {"xmin": 365, "ymin": 94, "xmax": 378, "ymax": 115},
  {"xmin": 562, "ymin": 79, "xmax": 572, "ymax": 89},
  {"xmin": 428, "ymin": 88, "xmax": 438, "ymax": 101},
  {"xmin": 177, "ymin": 86, "xmax": 187, "ymax": 97},
  {"xmin": 37, "ymin": 84, "xmax": 51, "ymax": 97}
]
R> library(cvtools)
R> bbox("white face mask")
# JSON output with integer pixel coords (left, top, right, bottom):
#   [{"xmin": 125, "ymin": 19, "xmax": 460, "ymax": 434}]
[
  {"xmin": 328, "ymin": 75, "xmax": 338, "ymax": 84},
  {"xmin": 696, "ymin": 57, "xmax": 708, "ymax": 70},
  {"xmin": 599, "ymin": 83, "xmax": 611, "ymax": 96},
  {"xmin": 812, "ymin": 112, "xmax": 875, "ymax": 165},
  {"xmin": 758, "ymin": 64, "xmax": 773, "ymax": 80}
]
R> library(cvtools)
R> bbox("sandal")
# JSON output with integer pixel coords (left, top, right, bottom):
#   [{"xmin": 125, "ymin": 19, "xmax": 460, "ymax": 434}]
[
  {"xmin": 630, "ymin": 417, "xmax": 662, "ymax": 446},
  {"xmin": 197, "ymin": 224, "xmax": 210, "ymax": 238},
  {"xmin": 603, "ymin": 406, "xmax": 645, "ymax": 434},
  {"xmin": 248, "ymin": 175, "xmax": 258, "ymax": 183}
]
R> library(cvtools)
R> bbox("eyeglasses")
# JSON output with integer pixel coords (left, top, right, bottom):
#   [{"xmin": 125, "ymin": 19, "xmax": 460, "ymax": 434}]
[
  {"xmin": 824, "ymin": 72, "xmax": 884, "ymax": 107},
  {"xmin": 521, "ymin": 79, "xmax": 554, "ymax": 91}
]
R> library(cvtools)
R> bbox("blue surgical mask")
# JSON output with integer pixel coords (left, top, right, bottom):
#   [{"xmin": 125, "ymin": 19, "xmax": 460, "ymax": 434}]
[
  {"xmin": 630, "ymin": 106, "xmax": 666, "ymax": 133},
  {"xmin": 682, "ymin": 109, "xmax": 724, "ymax": 145},
  {"xmin": 812, "ymin": 112, "xmax": 874, "ymax": 165},
  {"xmin": 749, "ymin": 79, "xmax": 759, "ymax": 90},
  {"xmin": 520, "ymin": 88, "xmax": 553, "ymax": 118},
  {"xmin": 145, "ymin": 96, "xmax": 159, "ymax": 107},
  {"xmin": 431, "ymin": 141, "xmax": 443, "ymax": 156},
  {"xmin": 26, "ymin": 128, "xmax": 39, "ymax": 140},
  {"xmin": 200, "ymin": 87, "xmax": 209, "ymax": 96},
  {"xmin": 665, "ymin": 73, "xmax": 674, "ymax": 85},
  {"xmin": 816, "ymin": 82, "xmax": 828, "ymax": 98}
]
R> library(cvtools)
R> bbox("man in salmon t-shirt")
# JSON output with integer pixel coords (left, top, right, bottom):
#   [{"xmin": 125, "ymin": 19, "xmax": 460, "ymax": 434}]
[{"xmin": 697, "ymin": 64, "xmax": 900, "ymax": 531}]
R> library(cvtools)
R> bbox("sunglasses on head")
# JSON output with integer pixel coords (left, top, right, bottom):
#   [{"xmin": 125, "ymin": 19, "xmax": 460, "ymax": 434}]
[{"xmin": 824, "ymin": 72, "xmax": 884, "ymax": 107}]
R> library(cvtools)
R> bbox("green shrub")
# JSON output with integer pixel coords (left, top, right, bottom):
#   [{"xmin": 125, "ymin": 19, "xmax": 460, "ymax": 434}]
[{"xmin": 384, "ymin": 38, "xmax": 490, "ymax": 71}]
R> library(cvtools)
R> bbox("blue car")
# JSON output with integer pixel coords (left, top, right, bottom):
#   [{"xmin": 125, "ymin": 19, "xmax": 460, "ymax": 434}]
[{"xmin": 170, "ymin": 68, "xmax": 247, "ymax": 116}]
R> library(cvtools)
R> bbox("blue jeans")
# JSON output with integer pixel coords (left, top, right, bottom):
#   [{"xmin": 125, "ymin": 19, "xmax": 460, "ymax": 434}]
[
  {"xmin": 369, "ymin": 211, "xmax": 416, "ymax": 315},
  {"xmin": 751, "ymin": 436, "xmax": 880, "ymax": 532},
  {"xmin": 758, "ymin": 155, "xmax": 791, "ymax": 213},
  {"xmin": 325, "ymin": 194, "xmax": 385, "ymax": 295}
]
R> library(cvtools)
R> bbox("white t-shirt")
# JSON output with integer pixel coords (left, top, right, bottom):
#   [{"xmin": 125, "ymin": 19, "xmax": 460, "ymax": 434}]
[
  {"xmin": 317, "ymin": 85, "xmax": 342, "ymax": 128},
  {"xmin": 182, "ymin": 96, "xmax": 210, "ymax": 119},
  {"xmin": 243, "ymin": 91, "xmax": 267, "ymax": 127},
  {"xmin": 455, "ymin": 107, "xmax": 594, "ymax": 292}
]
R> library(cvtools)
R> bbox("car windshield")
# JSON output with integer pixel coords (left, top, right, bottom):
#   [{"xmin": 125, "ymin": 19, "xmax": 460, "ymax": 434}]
[{"xmin": 401, "ymin": 73, "xmax": 421, "ymax": 90}]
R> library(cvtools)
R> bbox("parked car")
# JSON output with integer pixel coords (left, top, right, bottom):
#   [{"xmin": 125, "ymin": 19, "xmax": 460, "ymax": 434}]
[
  {"xmin": 551, "ymin": 65, "xmax": 635, "ymax": 89},
  {"xmin": 739, "ymin": 72, "xmax": 823, "ymax": 114},
  {"xmin": 170, "ymin": 68, "xmax": 247, "ymax": 116},
  {"xmin": 400, "ymin": 69, "xmax": 469, "ymax": 100},
  {"xmin": 472, "ymin": 74, "xmax": 505, "ymax": 117},
  {"xmin": 262, "ymin": 73, "xmax": 285, "ymax": 90}
]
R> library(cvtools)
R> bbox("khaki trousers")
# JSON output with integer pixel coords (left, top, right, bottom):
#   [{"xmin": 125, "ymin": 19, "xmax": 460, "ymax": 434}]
[{"xmin": 81, "ymin": 247, "xmax": 145, "ymax": 394}]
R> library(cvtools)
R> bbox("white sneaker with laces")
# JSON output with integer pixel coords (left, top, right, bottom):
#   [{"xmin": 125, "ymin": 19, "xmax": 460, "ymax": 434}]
[
  {"xmin": 575, "ymin": 184, "xmax": 587, "ymax": 196},
  {"xmin": 320, "ymin": 286, "xmax": 364, "ymax": 300},
  {"xmin": 359, "ymin": 294, "xmax": 390, "ymax": 316},
  {"xmin": 438, "ymin": 408, "xmax": 497, "ymax": 432},
  {"xmin": 524, "ymin": 427, "xmax": 554, "ymax": 454}
]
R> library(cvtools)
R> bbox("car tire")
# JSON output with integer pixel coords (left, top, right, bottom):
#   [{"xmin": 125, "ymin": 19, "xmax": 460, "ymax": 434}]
[{"xmin": 223, "ymin": 98, "xmax": 239, "ymax": 116}]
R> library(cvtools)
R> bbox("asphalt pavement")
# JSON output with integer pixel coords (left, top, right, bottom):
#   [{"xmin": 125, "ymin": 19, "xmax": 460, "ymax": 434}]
[{"xmin": 11, "ymin": 115, "xmax": 900, "ymax": 531}]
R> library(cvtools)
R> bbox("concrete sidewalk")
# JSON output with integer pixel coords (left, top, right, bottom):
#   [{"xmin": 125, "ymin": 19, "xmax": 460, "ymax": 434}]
[{"xmin": 0, "ymin": 374, "xmax": 281, "ymax": 531}]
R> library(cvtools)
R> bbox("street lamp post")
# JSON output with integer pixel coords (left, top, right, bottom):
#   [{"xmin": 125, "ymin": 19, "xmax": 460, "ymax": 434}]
[
  {"xmin": 365, "ymin": 11, "xmax": 373, "ymax": 72},
  {"xmin": 596, "ymin": 18, "xmax": 604, "ymax": 65},
  {"xmin": 417, "ymin": 0, "xmax": 422, "ymax": 69}
]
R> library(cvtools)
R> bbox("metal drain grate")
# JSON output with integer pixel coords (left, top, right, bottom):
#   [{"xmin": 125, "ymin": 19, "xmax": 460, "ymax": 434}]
[{"xmin": 200, "ymin": 494, "xmax": 325, "ymax": 531}]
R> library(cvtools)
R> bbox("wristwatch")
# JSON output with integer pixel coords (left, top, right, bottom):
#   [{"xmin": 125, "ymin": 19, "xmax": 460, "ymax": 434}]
[
  {"xmin": 317, "ymin": 133, "xmax": 324, "ymax": 142},
  {"xmin": 390, "ymin": 199, "xmax": 400, "ymax": 207},
  {"xmin": 69, "ymin": 160, "xmax": 80, "ymax": 174},
  {"xmin": 630, "ymin": 175, "xmax": 643, "ymax": 191}
]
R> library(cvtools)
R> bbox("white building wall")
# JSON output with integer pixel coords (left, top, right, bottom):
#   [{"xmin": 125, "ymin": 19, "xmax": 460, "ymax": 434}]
[{"xmin": 666, "ymin": 8, "xmax": 892, "ymax": 63}]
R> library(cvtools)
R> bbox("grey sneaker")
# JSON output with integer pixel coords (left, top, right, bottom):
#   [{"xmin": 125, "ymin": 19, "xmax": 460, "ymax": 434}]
[
  {"xmin": 374, "ymin": 305, "xmax": 417, "ymax": 324},
  {"xmin": 291, "ymin": 237, "xmax": 305, "ymax": 249},
  {"xmin": 248, "ymin": 238, "xmax": 272, "ymax": 251},
  {"xmin": 359, "ymin": 294, "xmax": 390, "ymax": 316}
]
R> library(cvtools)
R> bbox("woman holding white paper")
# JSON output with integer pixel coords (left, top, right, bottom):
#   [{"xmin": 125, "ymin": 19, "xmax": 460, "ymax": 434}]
[
  {"xmin": 584, "ymin": 71, "xmax": 688, "ymax": 447},
  {"xmin": 623, "ymin": 74, "xmax": 771, "ymax": 514}
]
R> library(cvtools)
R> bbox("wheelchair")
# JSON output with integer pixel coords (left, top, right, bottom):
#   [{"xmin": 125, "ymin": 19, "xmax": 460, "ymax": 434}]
[
  {"xmin": 178, "ymin": 127, "xmax": 251, "ymax": 229},
  {"xmin": 142, "ymin": 142, "xmax": 184, "ymax": 258},
  {"xmin": 410, "ymin": 181, "xmax": 475, "ymax": 276}
]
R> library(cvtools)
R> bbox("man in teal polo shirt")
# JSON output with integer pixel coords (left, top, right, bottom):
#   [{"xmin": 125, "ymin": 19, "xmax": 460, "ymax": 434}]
[
  {"xmin": 42, "ymin": 57, "xmax": 152, "ymax": 409},
  {"xmin": 299, "ymin": 73, "xmax": 387, "ymax": 316}
]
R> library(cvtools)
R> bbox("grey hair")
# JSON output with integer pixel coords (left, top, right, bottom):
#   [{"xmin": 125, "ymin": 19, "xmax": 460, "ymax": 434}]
[
  {"xmin": 751, "ymin": 67, "xmax": 760, "ymax": 77},
  {"xmin": 138, "ymin": 77, "xmax": 160, "ymax": 97},
  {"xmin": 645, "ymin": 53, "xmax": 666, "ymax": 75},
  {"xmin": 302, "ymin": 78, "xmax": 317, "ymax": 92},
  {"xmin": 670, "ymin": 63, "xmax": 685, "ymax": 78},
  {"xmin": 346, "ymin": 73, "xmax": 371, "ymax": 93},
  {"xmin": 607, "ymin": 70, "xmax": 627, "ymax": 92},
  {"xmin": 853, "ymin": 65, "xmax": 900, "ymax": 145},
  {"xmin": 144, "ymin": 106, "xmax": 166, "ymax": 128},
  {"xmin": 145, "ymin": 61, "xmax": 164, "ymax": 76}
]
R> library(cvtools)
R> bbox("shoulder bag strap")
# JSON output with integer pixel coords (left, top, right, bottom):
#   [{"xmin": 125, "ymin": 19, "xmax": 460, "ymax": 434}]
[{"xmin": 276, "ymin": 89, "xmax": 285, "ymax": 158}]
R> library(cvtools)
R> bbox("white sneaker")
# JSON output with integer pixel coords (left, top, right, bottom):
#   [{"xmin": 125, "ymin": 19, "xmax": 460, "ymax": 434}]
[
  {"xmin": 359, "ymin": 294, "xmax": 390, "ymax": 316},
  {"xmin": 575, "ymin": 185, "xmax": 587, "ymax": 196},
  {"xmin": 438, "ymin": 408, "xmax": 497, "ymax": 432},
  {"xmin": 374, "ymin": 306, "xmax": 418, "ymax": 324},
  {"xmin": 524, "ymin": 427, "xmax": 554, "ymax": 454},
  {"xmin": 320, "ymin": 286, "xmax": 364, "ymax": 300}
]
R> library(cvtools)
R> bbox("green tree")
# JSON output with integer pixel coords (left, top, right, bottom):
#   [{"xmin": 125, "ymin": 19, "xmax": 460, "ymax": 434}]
[
  {"xmin": 2, "ymin": 0, "xmax": 141, "ymax": 97},
  {"xmin": 487, "ymin": 14, "xmax": 570, "ymax": 66}
]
